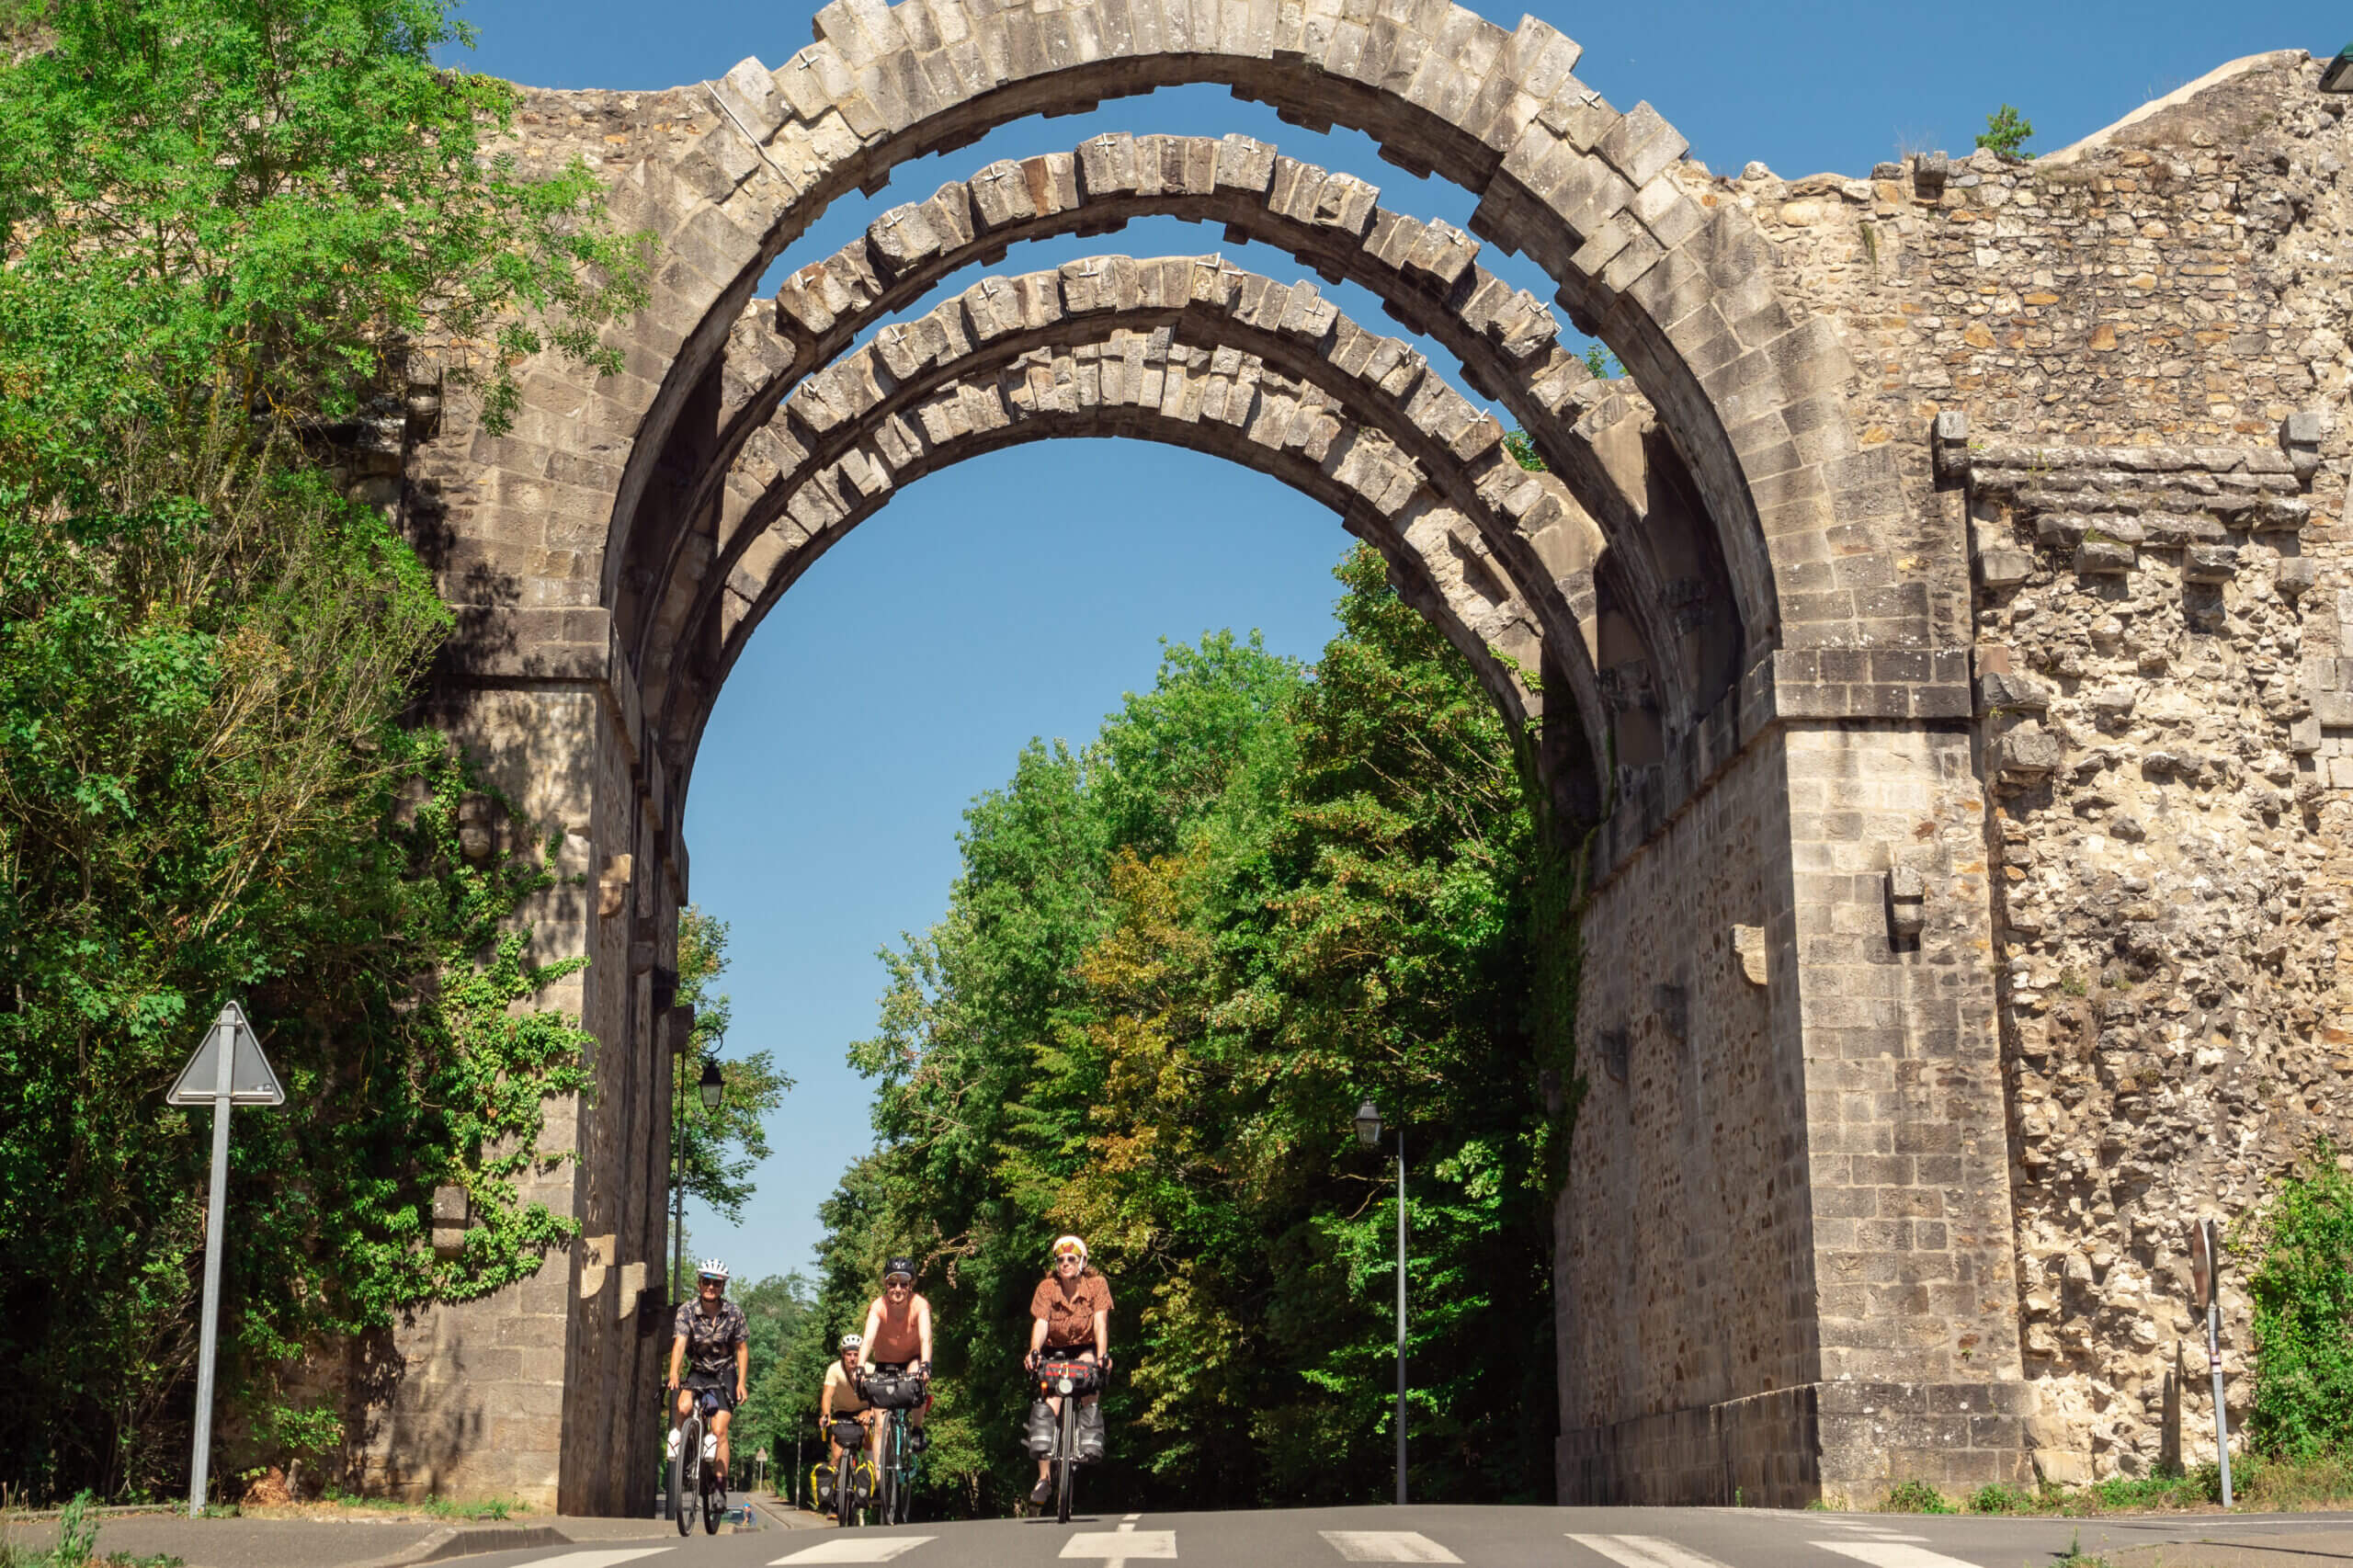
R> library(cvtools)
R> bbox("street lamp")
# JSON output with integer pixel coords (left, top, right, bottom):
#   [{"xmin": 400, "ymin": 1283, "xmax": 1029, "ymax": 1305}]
[
  {"xmin": 674, "ymin": 1028, "xmax": 723, "ymax": 1304},
  {"xmin": 1354, "ymin": 1097, "xmax": 1407, "ymax": 1506}
]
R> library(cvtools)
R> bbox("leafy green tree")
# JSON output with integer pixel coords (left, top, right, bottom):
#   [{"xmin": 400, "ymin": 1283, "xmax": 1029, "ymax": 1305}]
[
  {"xmin": 0, "ymin": 0, "xmax": 647, "ymax": 1502},
  {"xmin": 664, "ymin": 907, "xmax": 792, "ymax": 1302},
  {"xmin": 818, "ymin": 558, "xmax": 1568, "ymax": 1515}
]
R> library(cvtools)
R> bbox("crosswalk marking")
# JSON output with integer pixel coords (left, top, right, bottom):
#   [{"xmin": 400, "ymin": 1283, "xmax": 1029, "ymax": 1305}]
[
  {"xmin": 529, "ymin": 1552, "xmax": 673, "ymax": 1568},
  {"xmin": 1568, "ymin": 1535, "xmax": 1738, "ymax": 1568},
  {"xmin": 769, "ymin": 1539, "xmax": 935, "ymax": 1564},
  {"xmin": 1816, "ymin": 1542, "xmax": 1986, "ymax": 1568},
  {"xmin": 1320, "ymin": 1529, "xmax": 1462, "ymax": 1563},
  {"xmin": 1062, "ymin": 1528, "xmax": 1177, "ymax": 1561}
]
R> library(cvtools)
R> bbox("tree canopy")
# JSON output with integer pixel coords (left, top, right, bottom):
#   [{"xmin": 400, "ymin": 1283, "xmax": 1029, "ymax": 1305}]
[{"xmin": 779, "ymin": 550, "xmax": 1575, "ymax": 1513}]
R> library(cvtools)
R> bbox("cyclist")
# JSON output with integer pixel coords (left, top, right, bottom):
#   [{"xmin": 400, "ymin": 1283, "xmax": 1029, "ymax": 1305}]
[
  {"xmin": 818, "ymin": 1332, "xmax": 873, "ymax": 1520},
  {"xmin": 666, "ymin": 1259, "xmax": 749, "ymax": 1490},
  {"xmin": 858, "ymin": 1256, "xmax": 935, "ymax": 1455},
  {"xmin": 1025, "ymin": 1233, "xmax": 1111, "ymax": 1504}
]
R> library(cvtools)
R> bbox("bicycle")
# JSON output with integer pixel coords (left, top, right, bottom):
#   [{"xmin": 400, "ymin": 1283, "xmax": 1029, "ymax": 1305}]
[
  {"xmin": 1031, "ymin": 1356, "xmax": 1105, "ymax": 1525},
  {"xmin": 667, "ymin": 1382, "xmax": 728, "ymax": 1537},
  {"xmin": 858, "ymin": 1368, "xmax": 928, "ymax": 1527},
  {"xmin": 813, "ymin": 1415, "xmax": 874, "ymax": 1528}
]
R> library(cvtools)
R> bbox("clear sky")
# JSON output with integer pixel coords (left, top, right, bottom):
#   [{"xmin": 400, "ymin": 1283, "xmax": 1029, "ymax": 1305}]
[{"xmin": 449, "ymin": 0, "xmax": 2346, "ymax": 1286}]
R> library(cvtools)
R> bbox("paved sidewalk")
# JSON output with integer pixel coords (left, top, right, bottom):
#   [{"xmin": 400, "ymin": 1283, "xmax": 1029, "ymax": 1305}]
[
  {"xmin": 2112, "ymin": 1526, "xmax": 2353, "ymax": 1568},
  {"xmin": 0, "ymin": 1507, "xmax": 695, "ymax": 1568}
]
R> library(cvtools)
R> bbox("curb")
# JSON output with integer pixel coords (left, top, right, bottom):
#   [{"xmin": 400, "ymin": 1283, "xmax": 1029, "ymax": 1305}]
[{"xmin": 343, "ymin": 1524, "xmax": 571, "ymax": 1568}]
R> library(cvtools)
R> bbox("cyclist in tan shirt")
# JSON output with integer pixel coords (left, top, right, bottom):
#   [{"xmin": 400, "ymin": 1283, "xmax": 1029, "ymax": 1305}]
[{"xmin": 1025, "ymin": 1233, "xmax": 1111, "ymax": 1503}]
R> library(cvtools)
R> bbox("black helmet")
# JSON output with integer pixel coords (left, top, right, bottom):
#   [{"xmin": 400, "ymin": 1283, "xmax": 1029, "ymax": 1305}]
[{"xmin": 883, "ymin": 1256, "xmax": 916, "ymax": 1284}]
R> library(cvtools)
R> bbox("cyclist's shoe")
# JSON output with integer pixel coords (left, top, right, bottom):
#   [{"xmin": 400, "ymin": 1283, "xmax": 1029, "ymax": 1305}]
[
  {"xmin": 701, "ymin": 1431, "xmax": 718, "ymax": 1462},
  {"xmin": 665, "ymin": 1426, "xmax": 682, "ymax": 1461},
  {"xmin": 1077, "ymin": 1403, "xmax": 1106, "ymax": 1460},
  {"xmin": 1029, "ymin": 1475, "xmax": 1052, "ymax": 1505},
  {"xmin": 1024, "ymin": 1401, "xmax": 1055, "ymax": 1457},
  {"xmin": 909, "ymin": 1425, "xmax": 930, "ymax": 1454}
]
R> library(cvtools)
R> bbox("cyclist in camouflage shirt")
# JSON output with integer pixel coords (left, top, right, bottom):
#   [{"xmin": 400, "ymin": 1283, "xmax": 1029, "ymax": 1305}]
[{"xmin": 667, "ymin": 1258, "xmax": 749, "ymax": 1485}]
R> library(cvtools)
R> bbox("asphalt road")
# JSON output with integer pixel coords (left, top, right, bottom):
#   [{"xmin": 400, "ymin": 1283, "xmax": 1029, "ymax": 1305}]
[{"xmin": 438, "ymin": 1505, "xmax": 2353, "ymax": 1568}]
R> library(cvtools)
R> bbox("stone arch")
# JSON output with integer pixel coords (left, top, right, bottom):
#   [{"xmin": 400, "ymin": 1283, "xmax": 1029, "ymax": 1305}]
[
  {"xmin": 553, "ymin": 2, "xmax": 1923, "ymax": 744},
  {"xmin": 637, "ymin": 253, "xmax": 1614, "ymax": 818},
  {"xmin": 617, "ymin": 134, "xmax": 1741, "ymax": 765},
  {"xmin": 675, "ymin": 347, "xmax": 1569, "ymax": 795}
]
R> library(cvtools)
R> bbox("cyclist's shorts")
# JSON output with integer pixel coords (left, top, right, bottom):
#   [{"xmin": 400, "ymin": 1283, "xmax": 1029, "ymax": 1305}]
[{"xmin": 683, "ymin": 1369, "xmax": 737, "ymax": 1413}]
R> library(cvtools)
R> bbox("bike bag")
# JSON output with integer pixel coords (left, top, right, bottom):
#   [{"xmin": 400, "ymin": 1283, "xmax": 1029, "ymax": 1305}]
[
  {"xmin": 828, "ymin": 1418, "xmax": 868, "ymax": 1448},
  {"xmin": 1036, "ymin": 1359, "xmax": 1100, "ymax": 1396},
  {"xmin": 863, "ymin": 1371, "xmax": 927, "ymax": 1410}
]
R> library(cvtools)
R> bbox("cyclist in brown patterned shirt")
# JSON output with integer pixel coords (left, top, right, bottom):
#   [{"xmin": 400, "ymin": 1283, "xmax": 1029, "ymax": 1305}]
[
  {"xmin": 1024, "ymin": 1234, "xmax": 1111, "ymax": 1504},
  {"xmin": 666, "ymin": 1258, "xmax": 749, "ymax": 1486}
]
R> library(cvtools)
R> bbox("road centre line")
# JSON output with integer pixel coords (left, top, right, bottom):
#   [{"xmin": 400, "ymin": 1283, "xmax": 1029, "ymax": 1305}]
[
  {"xmin": 527, "ymin": 1552, "xmax": 674, "ymax": 1568},
  {"xmin": 1815, "ymin": 1541, "xmax": 1989, "ymax": 1568},
  {"xmin": 1320, "ymin": 1529, "xmax": 1463, "ymax": 1562},
  {"xmin": 770, "ymin": 1538, "xmax": 935, "ymax": 1564},
  {"xmin": 1568, "ymin": 1534, "xmax": 1740, "ymax": 1568}
]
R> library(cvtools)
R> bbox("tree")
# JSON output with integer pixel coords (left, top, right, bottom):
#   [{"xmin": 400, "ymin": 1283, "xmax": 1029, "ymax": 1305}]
[
  {"xmin": 667, "ymin": 907, "xmax": 792, "ymax": 1298},
  {"xmin": 1977, "ymin": 105, "xmax": 2035, "ymax": 161},
  {"xmin": 816, "ymin": 562, "xmax": 1569, "ymax": 1514},
  {"xmin": 0, "ymin": 0, "xmax": 648, "ymax": 1501}
]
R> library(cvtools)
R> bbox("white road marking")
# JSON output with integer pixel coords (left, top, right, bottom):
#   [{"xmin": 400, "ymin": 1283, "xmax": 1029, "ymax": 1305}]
[
  {"xmin": 769, "ymin": 1539, "xmax": 935, "ymax": 1564},
  {"xmin": 1568, "ymin": 1535, "xmax": 1739, "ymax": 1568},
  {"xmin": 1321, "ymin": 1529, "xmax": 1463, "ymax": 1562},
  {"xmin": 1123, "ymin": 1514, "xmax": 1143, "ymax": 1523},
  {"xmin": 1815, "ymin": 1543, "xmax": 1988, "ymax": 1568},
  {"xmin": 1062, "ymin": 1528, "xmax": 1177, "ymax": 1562},
  {"xmin": 529, "ymin": 1553, "xmax": 673, "ymax": 1568}
]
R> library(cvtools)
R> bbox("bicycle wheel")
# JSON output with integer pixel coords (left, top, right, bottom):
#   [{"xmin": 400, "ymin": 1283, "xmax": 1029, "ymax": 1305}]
[
  {"xmin": 1055, "ymin": 1400, "xmax": 1075, "ymax": 1524},
  {"xmin": 875, "ymin": 1421, "xmax": 897, "ymax": 1528},
  {"xmin": 673, "ymin": 1414, "xmax": 699, "ymax": 1537},
  {"xmin": 701, "ymin": 1448, "xmax": 724, "ymax": 1534},
  {"xmin": 893, "ymin": 1421, "xmax": 915, "ymax": 1526}
]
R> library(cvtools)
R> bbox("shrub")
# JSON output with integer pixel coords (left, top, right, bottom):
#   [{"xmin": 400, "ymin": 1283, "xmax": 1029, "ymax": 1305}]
[
  {"xmin": 1977, "ymin": 105, "xmax": 2036, "ymax": 161},
  {"xmin": 2243, "ymin": 1142, "xmax": 2353, "ymax": 1460},
  {"xmin": 1882, "ymin": 1479, "xmax": 1956, "ymax": 1514}
]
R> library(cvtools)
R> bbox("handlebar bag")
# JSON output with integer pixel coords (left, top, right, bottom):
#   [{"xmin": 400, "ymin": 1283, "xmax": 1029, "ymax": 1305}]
[{"xmin": 864, "ymin": 1371, "xmax": 926, "ymax": 1410}]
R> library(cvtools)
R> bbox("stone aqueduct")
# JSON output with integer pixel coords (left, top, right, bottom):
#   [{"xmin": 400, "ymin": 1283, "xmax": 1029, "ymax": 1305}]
[{"xmin": 356, "ymin": 0, "xmax": 2353, "ymax": 1514}]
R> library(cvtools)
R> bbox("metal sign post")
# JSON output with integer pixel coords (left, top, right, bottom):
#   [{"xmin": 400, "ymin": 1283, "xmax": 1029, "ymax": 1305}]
[
  {"xmin": 2192, "ymin": 1217, "xmax": 2234, "ymax": 1507},
  {"xmin": 166, "ymin": 1002, "xmax": 285, "ymax": 1517}
]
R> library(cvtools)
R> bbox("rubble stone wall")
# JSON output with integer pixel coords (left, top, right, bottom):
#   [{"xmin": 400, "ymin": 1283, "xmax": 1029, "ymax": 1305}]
[{"xmin": 1733, "ymin": 50, "xmax": 2353, "ymax": 1483}]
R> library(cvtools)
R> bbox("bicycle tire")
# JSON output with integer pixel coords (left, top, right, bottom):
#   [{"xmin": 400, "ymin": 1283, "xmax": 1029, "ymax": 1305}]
[
  {"xmin": 877, "ymin": 1419, "xmax": 897, "ymax": 1527},
  {"xmin": 701, "ymin": 1442, "xmax": 723, "ymax": 1535},
  {"xmin": 1055, "ymin": 1398, "xmax": 1075, "ymax": 1524},
  {"xmin": 673, "ymin": 1412, "xmax": 699, "ymax": 1537}
]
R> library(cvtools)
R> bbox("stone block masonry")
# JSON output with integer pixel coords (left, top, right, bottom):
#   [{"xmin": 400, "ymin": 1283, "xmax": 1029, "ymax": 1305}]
[{"xmin": 341, "ymin": 2, "xmax": 2353, "ymax": 1508}]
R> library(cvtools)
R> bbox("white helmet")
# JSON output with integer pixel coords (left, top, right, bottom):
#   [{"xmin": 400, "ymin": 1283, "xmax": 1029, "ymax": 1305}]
[
  {"xmin": 839, "ymin": 1333, "xmax": 864, "ymax": 1351},
  {"xmin": 696, "ymin": 1257, "xmax": 730, "ymax": 1283}
]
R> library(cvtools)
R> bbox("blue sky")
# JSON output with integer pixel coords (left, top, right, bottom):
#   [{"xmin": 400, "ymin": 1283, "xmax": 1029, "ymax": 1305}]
[{"xmin": 450, "ymin": 0, "xmax": 2346, "ymax": 1286}]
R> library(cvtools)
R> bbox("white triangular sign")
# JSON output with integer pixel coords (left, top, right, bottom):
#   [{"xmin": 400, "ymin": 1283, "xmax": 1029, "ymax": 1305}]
[{"xmin": 166, "ymin": 1002, "xmax": 285, "ymax": 1107}]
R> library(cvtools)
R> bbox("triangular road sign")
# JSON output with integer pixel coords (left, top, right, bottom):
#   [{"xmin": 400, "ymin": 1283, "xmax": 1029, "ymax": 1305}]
[{"xmin": 167, "ymin": 1002, "xmax": 285, "ymax": 1107}]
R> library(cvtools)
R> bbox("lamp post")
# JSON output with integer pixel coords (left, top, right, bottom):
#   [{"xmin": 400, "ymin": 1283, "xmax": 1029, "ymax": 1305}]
[
  {"xmin": 673, "ymin": 1032, "xmax": 725, "ymax": 1303},
  {"xmin": 1354, "ymin": 1097, "xmax": 1406, "ymax": 1506}
]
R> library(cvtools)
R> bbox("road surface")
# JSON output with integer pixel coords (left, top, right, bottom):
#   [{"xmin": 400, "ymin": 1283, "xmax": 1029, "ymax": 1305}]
[{"xmin": 438, "ymin": 1504, "xmax": 2353, "ymax": 1568}]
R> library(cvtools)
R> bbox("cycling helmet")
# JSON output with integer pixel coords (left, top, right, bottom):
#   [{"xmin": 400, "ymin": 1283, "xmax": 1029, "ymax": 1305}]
[
  {"xmin": 883, "ymin": 1256, "xmax": 916, "ymax": 1284},
  {"xmin": 696, "ymin": 1257, "xmax": 729, "ymax": 1282},
  {"xmin": 1051, "ymin": 1234, "xmax": 1087, "ymax": 1265},
  {"xmin": 839, "ymin": 1333, "xmax": 863, "ymax": 1351}
]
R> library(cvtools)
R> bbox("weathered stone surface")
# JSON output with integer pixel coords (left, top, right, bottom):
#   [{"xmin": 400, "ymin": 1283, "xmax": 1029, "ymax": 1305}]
[{"xmin": 382, "ymin": 8, "xmax": 2353, "ymax": 1514}]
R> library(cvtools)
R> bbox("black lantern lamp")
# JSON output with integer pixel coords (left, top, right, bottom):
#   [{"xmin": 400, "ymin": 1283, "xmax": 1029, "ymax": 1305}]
[
  {"xmin": 1354, "ymin": 1098, "xmax": 1382, "ymax": 1149},
  {"xmin": 699, "ymin": 1056, "xmax": 724, "ymax": 1110}
]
